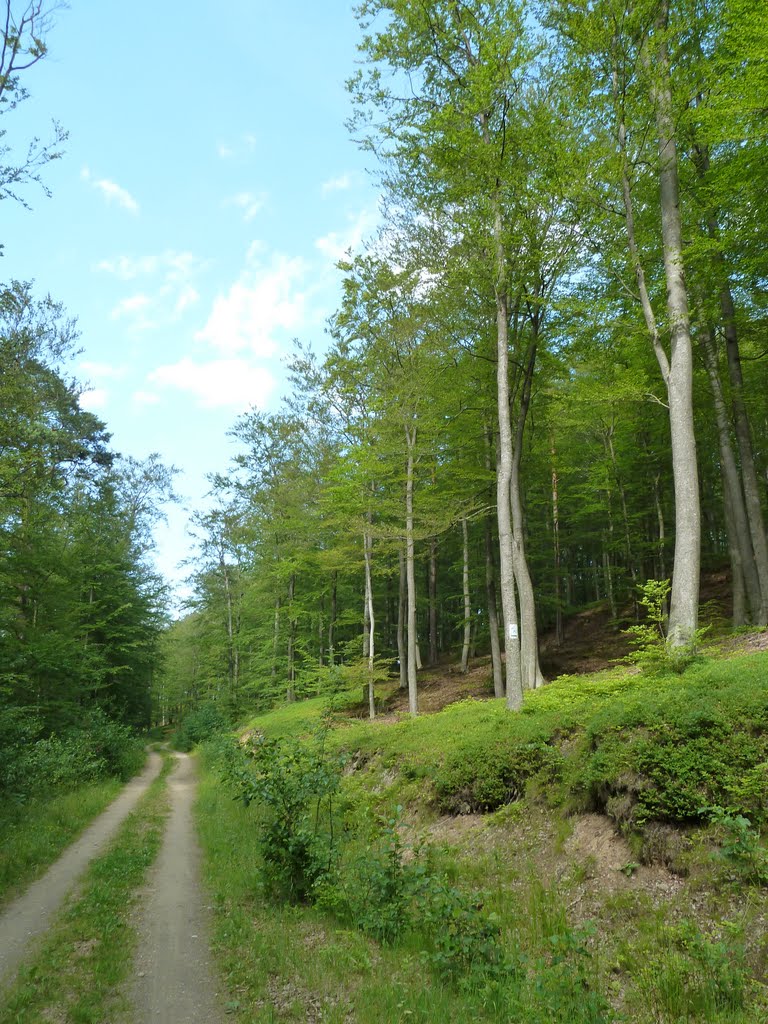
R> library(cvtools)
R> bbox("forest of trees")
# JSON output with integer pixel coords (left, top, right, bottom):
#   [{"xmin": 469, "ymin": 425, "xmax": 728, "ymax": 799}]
[
  {"xmin": 158, "ymin": 0, "xmax": 768, "ymax": 723},
  {"xmin": 0, "ymin": 4, "xmax": 175, "ymax": 746}
]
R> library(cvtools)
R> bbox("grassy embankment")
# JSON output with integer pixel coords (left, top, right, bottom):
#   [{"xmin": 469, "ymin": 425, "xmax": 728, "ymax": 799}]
[
  {"xmin": 0, "ymin": 780, "xmax": 124, "ymax": 908},
  {"xmin": 198, "ymin": 650, "xmax": 768, "ymax": 1023},
  {"xmin": 0, "ymin": 753, "xmax": 173, "ymax": 1023}
]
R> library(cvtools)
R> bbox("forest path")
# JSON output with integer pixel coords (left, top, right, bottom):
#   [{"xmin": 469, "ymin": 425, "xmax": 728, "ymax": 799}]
[
  {"xmin": 0, "ymin": 749, "xmax": 163, "ymax": 990},
  {"xmin": 128, "ymin": 751, "xmax": 225, "ymax": 1024}
]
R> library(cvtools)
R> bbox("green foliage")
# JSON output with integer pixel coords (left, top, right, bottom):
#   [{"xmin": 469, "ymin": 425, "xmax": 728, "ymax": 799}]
[
  {"xmin": 629, "ymin": 921, "xmax": 746, "ymax": 1021},
  {"xmin": 624, "ymin": 579, "xmax": 709, "ymax": 675},
  {"xmin": 224, "ymin": 731, "xmax": 344, "ymax": 902},
  {"xmin": 0, "ymin": 704, "xmax": 143, "ymax": 798},
  {"xmin": 0, "ymin": 779, "xmax": 121, "ymax": 906},
  {"xmin": 172, "ymin": 702, "xmax": 231, "ymax": 752},
  {"xmin": 705, "ymin": 806, "xmax": 768, "ymax": 886},
  {"xmin": 434, "ymin": 737, "xmax": 563, "ymax": 813}
]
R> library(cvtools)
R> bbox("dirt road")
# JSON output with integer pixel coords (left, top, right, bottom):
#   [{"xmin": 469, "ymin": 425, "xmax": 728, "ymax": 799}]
[
  {"xmin": 0, "ymin": 751, "xmax": 163, "ymax": 990},
  {"xmin": 129, "ymin": 752, "xmax": 224, "ymax": 1024}
]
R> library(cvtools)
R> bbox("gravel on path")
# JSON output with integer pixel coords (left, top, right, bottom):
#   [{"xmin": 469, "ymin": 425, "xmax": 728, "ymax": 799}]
[
  {"xmin": 129, "ymin": 752, "xmax": 224, "ymax": 1024},
  {"xmin": 0, "ymin": 750, "xmax": 163, "ymax": 990}
]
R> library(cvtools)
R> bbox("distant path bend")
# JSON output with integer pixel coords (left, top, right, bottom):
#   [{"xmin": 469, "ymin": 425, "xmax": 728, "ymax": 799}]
[
  {"xmin": 129, "ymin": 752, "xmax": 224, "ymax": 1024},
  {"xmin": 0, "ymin": 750, "xmax": 163, "ymax": 990}
]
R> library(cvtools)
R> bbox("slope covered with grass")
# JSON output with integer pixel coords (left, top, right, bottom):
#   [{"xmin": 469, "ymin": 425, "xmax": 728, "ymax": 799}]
[{"xmin": 198, "ymin": 650, "xmax": 768, "ymax": 1023}]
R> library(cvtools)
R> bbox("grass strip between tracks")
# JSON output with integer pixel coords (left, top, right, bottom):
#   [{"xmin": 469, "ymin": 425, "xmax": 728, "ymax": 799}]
[{"xmin": 0, "ymin": 752, "xmax": 173, "ymax": 1024}]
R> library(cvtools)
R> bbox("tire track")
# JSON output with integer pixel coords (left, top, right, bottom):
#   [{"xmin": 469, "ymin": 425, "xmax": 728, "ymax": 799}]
[{"xmin": 129, "ymin": 752, "xmax": 224, "ymax": 1024}]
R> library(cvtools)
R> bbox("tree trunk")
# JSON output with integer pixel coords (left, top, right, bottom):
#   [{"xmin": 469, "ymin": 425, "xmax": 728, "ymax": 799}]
[
  {"xmin": 363, "ymin": 528, "xmax": 376, "ymax": 719},
  {"xmin": 428, "ymin": 536, "xmax": 438, "ymax": 666},
  {"xmin": 721, "ymin": 284, "xmax": 768, "ymax": 621},
  {"xmin": 286, "ymin": 574, "xmax": 296, "ymax": 702},
  {"xmin": 484, "ymin": 508, "xmax": 504, "ymax": 698},
  {"xmin": 649, "ymin": 5, "xmax": 701, "ymax": 646},
  {"xmin": 405, "ymin": 433, "xmax": 418, "ymax": 716},
  {"xmin": 397, "ymin": 546, "xmax": 407, "ymax": 691},
  {"xmin": 328, "ymin": 571, "xmax": 337, "ymax": 665},
  {"xmin": 460, "ymin": 516, "xmax": 471, "ymax": 674},
  {"xmin": 551, "ymin": 450, "xmax": 564, "ymax": 646},
  {"xmin": 693, "ymin": 137, "xmax": 768, "ymax": 621},
  {"xmin": 700, "ymin": 326, "xmax": 762, "ymax": 624},
  {"xmin": 615, "ymin": 23, "xmax": 700, "ymax": 647},
  {"xmin": 272, "ymin": 596, "xmax": 280, "ymax": 680},
  {"xmin": 510, "ymin": 340, "xmax": 544, "ymax": 689}
]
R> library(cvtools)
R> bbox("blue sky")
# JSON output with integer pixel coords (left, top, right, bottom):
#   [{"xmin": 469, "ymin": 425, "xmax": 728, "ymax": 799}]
[{"xmin": 4, "ymin": 0, "xmax": 381, "ymax": 606}]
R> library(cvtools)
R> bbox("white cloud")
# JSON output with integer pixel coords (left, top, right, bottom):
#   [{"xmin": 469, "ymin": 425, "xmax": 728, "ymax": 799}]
[
  {"xmin": 97, "ymin": 251, "xmax": 205, "ymax": 327},
  {"xmin": 174, "ymin": 285, "xmax": 200, "ymax": 315},
  {"xmin": 81, "ymin": 166, "xmax": 139, "ymax": 214},
  {"xmin": 95, "ymin": 254, "xmax": 160, "ymax": 279},
  {"xmin": 111, "ymin": 293, "xmax": 151, "ymax": 320},
  {"xmin": 227, "ymin": 191, "xmax": 267, "ymax": 222},
  {"xmin": 132, "ymin": 390, "xmax": 161, "ymax": 406},
  {"xmin": 321, "ymin": 173, "xmax": 352, "ymax": 197},
  {"xmin": 79, "ymin": 360, "xmax": 126, "ymax": 380},
  {"xmin": 315, "ymin": 206, "xmax": 379, "ymax": 263},
  {"xmin": 216, "ymin": 133, "xmax": 257, "ymax": 160},
  {"xmin": 195, "ymin": 251, "xmax": 307, "ymax": 357},
  {"xmin": 148, "ymin": 357, "xmax": 276, "ymax": 410},
  {"xmin": 79, "ymin": 387, "xmax": 108, "ymax": 411}
]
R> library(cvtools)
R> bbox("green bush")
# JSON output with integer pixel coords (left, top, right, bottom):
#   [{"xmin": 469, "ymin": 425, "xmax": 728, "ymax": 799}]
[
  {"xmin": 173, "ymin": 703, "xmax": 230, "ymax": 752},
  {"xmin": 224, "ymin": 731, "xmax": 344, "ymax": 902},
  {"xmin": 1, "ymin": 705, "xmax": 144, "ymax": 797},
  {"xmin": 434, "ymin": 739, "xmax": 563, "ymax": 813}
]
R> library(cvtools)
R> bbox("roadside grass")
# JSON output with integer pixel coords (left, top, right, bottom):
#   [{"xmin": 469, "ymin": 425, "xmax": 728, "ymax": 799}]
[
  {"xmin": 196, "ymin": 756, "xmax": 520, "ymax": 1023},
  {"xmin": 209, "ymin": 650, "xmax": 768, "ymax": 1022},
  {"xmin": 0, "ymin": 779, "xmax": 123, "ymax": 908},
  {"xmin": 0, "ymin": 753, "xmax": 173, "ymax": 1024},
  {"xmin": 198, "ymin": 742, "xmax": 768, "ymax": 1023}
]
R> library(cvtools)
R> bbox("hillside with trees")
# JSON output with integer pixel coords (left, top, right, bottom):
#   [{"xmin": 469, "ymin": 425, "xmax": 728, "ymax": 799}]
[{"xmin": 159, "ymin": 0, "xmax": 768, "ymax": 727}]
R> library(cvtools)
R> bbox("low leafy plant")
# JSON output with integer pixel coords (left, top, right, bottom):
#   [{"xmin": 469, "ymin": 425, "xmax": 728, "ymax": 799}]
[
  {"xmin": 224, "ymin": 730, "xmax": 344, "ymax": 902},
  {"xmin": 705, "ymin": 805, "xmax": 768, "ymax": 885},
  {"xmin": 624, "ymin": 578, "xmax": 708, "ymax": 675}
]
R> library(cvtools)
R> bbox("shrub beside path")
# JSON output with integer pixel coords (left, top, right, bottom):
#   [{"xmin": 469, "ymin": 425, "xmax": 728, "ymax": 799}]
[{"xmin": 0, "ymin": 750, "xmax": 163, "ymax": 990}]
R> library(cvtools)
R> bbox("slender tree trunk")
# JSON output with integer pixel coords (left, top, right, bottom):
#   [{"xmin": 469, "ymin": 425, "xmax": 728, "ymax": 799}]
[
  {"xmin": 484, "ymin": 508, "xmax": 504, "ymax": 698},
  {"xmin": 328, "ymin": 571, "xmax": 337, "ymax": 665},
  {"xmin": 428, "ymin": 536, "xmax": 438, "ymax": 666},
  {"xmin": 615, "ymin": 26, "xmax": 700, "ymax": 646},
  {"xmin": 405, "ymin": 433, "xmax": 418, "ymax": 716},
  {"xmin": 363, "ymin": 528, "xmax": 376, "ymax": 720},
  {"xmin": 510, "ymin": 340, "xmax": 544, "ymax": 689},
  {"xmin": 649, "ymin": 6, "xmax": 701, "ymax": 645},
  {"xmin": 490, "ymin": 213, "xmax": 523, "ymax": 709},
  {"xmin": 551, "ymin": 449, "xmax": 564, "ymax": 646},
  {"xmin": 693, "ymin": 137, "xmax": 768, "ymax": 620},
  {"xmin": 397, "ymin": 546, "xmax": 407, "ymax": 691},
  {"xmin": 272, "ymin": 596, "xmax": 280, "ymax": 680},
  {"xmin": 286, "ymin": 574, "xmax": 296, "ymax": 702},
  {"xmin": 318, "ymin": 592, "xmax": 325, "ymax": 668},
  {"xmin": 721, "ymin": 286, "xmax": 768, "ymax": 621},
  {"xmin": 460, "ymin": 516, "xmax": 471, "ymax": 674},
  {"xmin": 603, "ymin": 543, "xmax": 617, "ymax": 621},
  {"xmin": 700, "ymin": 327, "xmax": 762, "ymax": 624}
]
